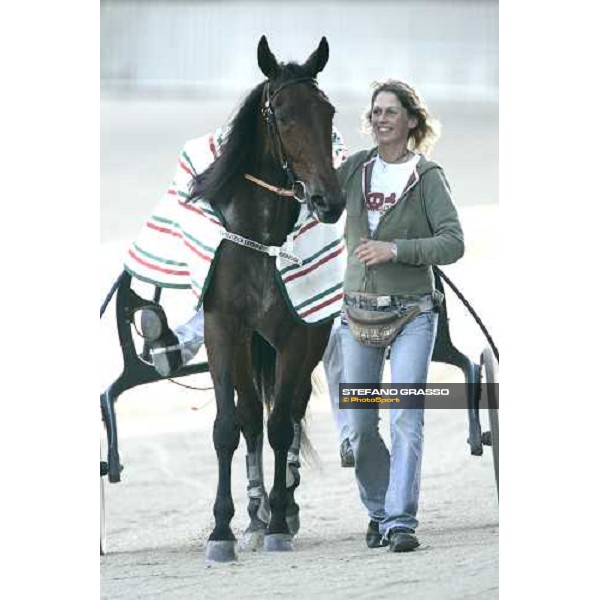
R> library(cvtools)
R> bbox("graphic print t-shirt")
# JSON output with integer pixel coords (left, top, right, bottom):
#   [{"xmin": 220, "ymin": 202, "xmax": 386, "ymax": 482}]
[{"xmin": 366, "ymin": 154, "xmax": 420, "ymax": 235}]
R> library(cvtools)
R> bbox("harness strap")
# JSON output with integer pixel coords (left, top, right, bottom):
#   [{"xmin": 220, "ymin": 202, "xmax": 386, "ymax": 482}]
[{"xmin": 220, "ymin": 230, "xmax": 302, "ymax": 266}]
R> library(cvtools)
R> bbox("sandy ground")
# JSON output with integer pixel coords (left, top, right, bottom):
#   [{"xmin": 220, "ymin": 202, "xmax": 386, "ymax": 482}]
[
  {"xmin": 100, "ymin": 98, "xmax": 499, "ymax": 599},
  {"xmin": 100, "ymin": 397, "xmax": 498, "ymax": 600}
]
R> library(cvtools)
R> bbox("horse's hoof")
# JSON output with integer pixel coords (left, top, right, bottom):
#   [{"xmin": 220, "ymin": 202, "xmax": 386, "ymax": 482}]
[
  {"xmin": 239, "ymin": 528, "xmax": 265, "ymax": 552},
  {"xmin": 264, "ymin": 533, "xmax": 294, "ymax": 552},
  {"xmin": 286, "ymin": 513, "xmax": 300, "ymax": 536},
  {"xmin": 206, "ymin": 540, "xmax": 237, "ymax": 563}
]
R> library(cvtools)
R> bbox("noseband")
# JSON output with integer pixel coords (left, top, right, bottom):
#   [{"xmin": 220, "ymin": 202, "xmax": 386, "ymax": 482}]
[{"xmin": 244, "ymin": 77, "xmax": 318, "ymax": 204}]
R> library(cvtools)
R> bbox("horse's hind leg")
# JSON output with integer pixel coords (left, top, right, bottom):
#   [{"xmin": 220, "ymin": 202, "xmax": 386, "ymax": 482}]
[
  {"xmin": 235, "ymin": 334, "xmax": 270, "ymax": 551},
  {"xmin": 285, "ymin": 420, "xmax": 302, "ymax": 536},
  {"xmin": 282, "ymin": 326, "xmax": 332, "ymax": 540},
  {"xmin": 241, "ymin": 431, "xmax": 270, "ymax": 550}
]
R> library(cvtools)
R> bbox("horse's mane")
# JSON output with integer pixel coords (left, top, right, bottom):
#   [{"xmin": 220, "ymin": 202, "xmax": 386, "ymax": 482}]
[{"xmin": 190, "ymin": 63, "xmax": 310, "ymax": 205}]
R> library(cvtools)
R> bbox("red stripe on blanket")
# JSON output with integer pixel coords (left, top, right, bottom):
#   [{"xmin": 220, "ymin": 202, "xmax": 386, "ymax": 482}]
[
  {"xmin": 178, "ymin": 200, "xmax": 222, "ymax": 226},
  {"xmin": 209, "ymin": 134, "xmax": 217, "ymax": 159},
  {"xmin": 299, "ymin": 291, "xmax": 344, "ymax": 318},
  {"xmin": 146, "ymin": 221, "xmax": 182, "ymax": 238},
  {"xmin": 179, "ymin": 159, "xmax": 193, "ymax": 177},
  {"xmin": 128, "ymin": 249, "xmax": 190, "ymax": 276},
  {"xmin": 168, "ymin": 188, "xmax": 190, "ymax": 200},
  {"xmin": 183, "ymin": 240, "xmax": 213, "ymax": 263},
  {"xmin": 283, "ymin": 246, "xmax": 344, "ymax": 283},
  {"xmin": 293, "ymin": 218, "xmax": 319, "ymax": 240},
  {"xmin": 146, "ymin": 221, "xmax": 215, "ymax": 260}
]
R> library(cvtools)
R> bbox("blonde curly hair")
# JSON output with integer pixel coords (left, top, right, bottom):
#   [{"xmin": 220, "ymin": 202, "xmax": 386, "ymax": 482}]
[{"xmin": 362, "ymin": 80, "xmax": 441, "ymax": 156}]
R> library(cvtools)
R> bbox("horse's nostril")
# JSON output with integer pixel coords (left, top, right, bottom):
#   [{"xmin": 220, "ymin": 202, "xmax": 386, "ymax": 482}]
[{"xmin": 311, "ymin": 194, "xmax": 325, "ymax": 206}]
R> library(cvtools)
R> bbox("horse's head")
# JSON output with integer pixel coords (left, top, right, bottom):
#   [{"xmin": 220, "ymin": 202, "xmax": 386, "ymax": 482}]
[{"xmin": 257, "ymin": 36, "xmax": 344, "ymax": 224}]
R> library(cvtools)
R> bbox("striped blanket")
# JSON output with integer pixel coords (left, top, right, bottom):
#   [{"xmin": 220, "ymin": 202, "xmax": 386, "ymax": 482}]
[{"xmin": 124, "ymin": 127, "xmax": 348, "ymax": 324}]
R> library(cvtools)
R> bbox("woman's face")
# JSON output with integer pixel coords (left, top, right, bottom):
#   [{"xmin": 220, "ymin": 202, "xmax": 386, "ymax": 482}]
[{"xmin": 370, "ymin": 91, "xmax": 417, "ymax": 149}]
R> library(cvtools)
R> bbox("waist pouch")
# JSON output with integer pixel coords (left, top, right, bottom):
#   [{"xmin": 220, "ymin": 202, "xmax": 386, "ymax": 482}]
[{"xmin": 344, "ymin": 292, "xmax": 437, "ymax": 348}]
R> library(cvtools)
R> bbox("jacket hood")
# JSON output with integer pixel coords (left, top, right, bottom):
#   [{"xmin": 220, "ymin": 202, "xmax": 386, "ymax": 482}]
[{"xmin": 347, "ymin": 147, "xmax": 441, "ymax": 176}]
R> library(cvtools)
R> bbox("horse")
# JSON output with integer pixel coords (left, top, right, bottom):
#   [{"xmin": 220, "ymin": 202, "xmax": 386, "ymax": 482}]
[{"xmin": 189, "ymin": 37, "xmax": 344, "ymax": 562}]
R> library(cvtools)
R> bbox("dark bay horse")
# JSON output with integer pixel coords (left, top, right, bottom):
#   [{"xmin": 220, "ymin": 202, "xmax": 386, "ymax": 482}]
[{"xmin": 189, "ymin": 37, "xmax": 344, "ymax": 562}]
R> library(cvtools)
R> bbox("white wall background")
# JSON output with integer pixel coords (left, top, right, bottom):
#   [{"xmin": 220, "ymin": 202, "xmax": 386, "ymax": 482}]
[{"xmin": 101, "ymin": 0, "xmax": 498, "ymax": 101}]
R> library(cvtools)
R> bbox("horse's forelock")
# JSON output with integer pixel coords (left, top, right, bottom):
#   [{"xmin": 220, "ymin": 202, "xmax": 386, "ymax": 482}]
[{"xmin": 270, "ymin": 63, "xmax": 312, "ymax": 89}]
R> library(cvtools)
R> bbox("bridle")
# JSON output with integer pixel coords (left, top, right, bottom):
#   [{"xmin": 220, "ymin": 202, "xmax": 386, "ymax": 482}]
[
  {"xmin": 244, "ymin": 77, "xmax": 319, "ymax": 204},
  {"xmin": 221, "ymin": 76, "xmax": 329, "ymax": 266}
]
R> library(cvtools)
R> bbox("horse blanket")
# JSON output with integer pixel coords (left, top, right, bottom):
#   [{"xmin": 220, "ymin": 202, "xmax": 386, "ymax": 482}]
[{"xmin": 123, "ymin": 127, "xmax": 348, "ymax": 324}]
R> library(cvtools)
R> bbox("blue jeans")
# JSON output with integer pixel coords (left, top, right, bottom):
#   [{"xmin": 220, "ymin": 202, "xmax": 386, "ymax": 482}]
[
  {"xmin": 173, "ymin": 310, "xmax": 205, "ymax": 364},
  {"xmin": 322, "ymin": 317, "xmax": 350, "ymax": 444},
  {"xmin": 340, "ymin": 309, "xmax": 438, "ymax": 536}
]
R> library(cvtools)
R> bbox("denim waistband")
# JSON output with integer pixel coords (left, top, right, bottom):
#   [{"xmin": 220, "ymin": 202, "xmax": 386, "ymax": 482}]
[{"xmin": 344, "ymin": 292, "xmax": 434, "ymax": 312}]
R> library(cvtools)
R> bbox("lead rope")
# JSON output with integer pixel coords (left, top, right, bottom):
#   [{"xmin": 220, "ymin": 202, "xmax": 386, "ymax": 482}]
[
  {"xmin": 419, "ymin": 170, "xmax": 499, "ymax": 362},
  {"xmin": 434, "ymin": 266, "xmax": 499, "ymax": 362},
  {"xmin": 165, "ymin": 377, "xmax": 214, "ymax": 394}
]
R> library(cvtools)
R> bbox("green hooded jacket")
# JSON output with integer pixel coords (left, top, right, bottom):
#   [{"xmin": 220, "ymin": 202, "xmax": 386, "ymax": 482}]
[{"xmin": 338, "ymin": 148, "xmax": 465, "ymax": 296}]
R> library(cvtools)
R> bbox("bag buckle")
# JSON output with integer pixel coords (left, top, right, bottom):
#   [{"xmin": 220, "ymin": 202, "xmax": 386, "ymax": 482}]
[{"xmin": 376, "ymin": 296, "xmax": 391, "ymax": 308}]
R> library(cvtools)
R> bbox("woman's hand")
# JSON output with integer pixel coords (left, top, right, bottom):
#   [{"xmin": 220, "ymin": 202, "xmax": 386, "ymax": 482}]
[{"xmin": 354, "ymin": 238, "xmax": 396, "ymax": 266}]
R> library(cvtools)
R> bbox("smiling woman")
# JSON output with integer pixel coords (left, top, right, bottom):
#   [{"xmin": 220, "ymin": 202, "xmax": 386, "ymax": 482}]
[
  {"xmin": 370, "ymin": 92, "xmax": 416, "ymax": 161},
  {"xmin": 337, "ymin": 78, "xmax": 464, "ymax": 553},
  {"xmin": 363, "ymin": 80, "xmax": 441, "ymax": 159}
]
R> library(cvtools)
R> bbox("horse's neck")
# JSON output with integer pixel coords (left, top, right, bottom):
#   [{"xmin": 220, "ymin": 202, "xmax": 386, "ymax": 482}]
[
  {"xmin": 230, "ymin": 188, "xmax": 299, "ymax": 246},
  {"xmin": 224, "ymin": 160, "xmax": 299, "ymax": 246}
]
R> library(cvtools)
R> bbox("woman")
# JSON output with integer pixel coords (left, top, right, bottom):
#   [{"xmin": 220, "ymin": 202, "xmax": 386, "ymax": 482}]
[{"xmin": 337, "ymin": 80, "xmax": 464, "ymax": 552}]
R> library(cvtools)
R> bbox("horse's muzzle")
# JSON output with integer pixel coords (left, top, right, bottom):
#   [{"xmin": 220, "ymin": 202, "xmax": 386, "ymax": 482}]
[{"xmin": 310, "ymin": 194, "xmax": 344, "ymax": 224}]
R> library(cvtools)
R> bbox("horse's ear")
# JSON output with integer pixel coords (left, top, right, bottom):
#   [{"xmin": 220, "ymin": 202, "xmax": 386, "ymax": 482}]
[
  {"xmin": 303, "ymin": 37, "xmax": 329, "ymax": 77},
  {"xmin": 257, "ymin": 35, "xmax": 280, "ymax": 79}
]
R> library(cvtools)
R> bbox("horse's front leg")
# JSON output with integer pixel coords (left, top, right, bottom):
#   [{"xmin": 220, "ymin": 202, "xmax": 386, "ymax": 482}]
[
  {"xmin": 266, "ymin": 324, "xmax": 332, "ymax": 549},
  {"xmin": 204, "ymin": 318, "xmax": 240, "ymax": 563},
  {"xmin": 264, "ymin": 344, "xmax": 310, "ymax": 551}
]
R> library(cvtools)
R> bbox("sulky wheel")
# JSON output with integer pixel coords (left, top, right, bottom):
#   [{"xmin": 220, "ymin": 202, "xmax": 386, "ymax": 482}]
[
  {"xmin": 100, "ymin": 456, "xmax": 108, "ymax": 555},
  {"xmin": 480, "ymin": 347, "xmax": 499, "ymax": 496}
]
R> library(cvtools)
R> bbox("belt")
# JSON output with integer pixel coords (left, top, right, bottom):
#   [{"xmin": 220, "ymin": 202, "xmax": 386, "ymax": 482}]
[{"xmin": 344, "ymin": 292, "xmax": 435, "ymax": 312}]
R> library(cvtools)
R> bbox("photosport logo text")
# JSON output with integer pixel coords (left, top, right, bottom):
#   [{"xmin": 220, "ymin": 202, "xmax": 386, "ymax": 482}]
[{"xmin": 338, "ymin": 384, "xmax": 499, "ymax": 409}]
